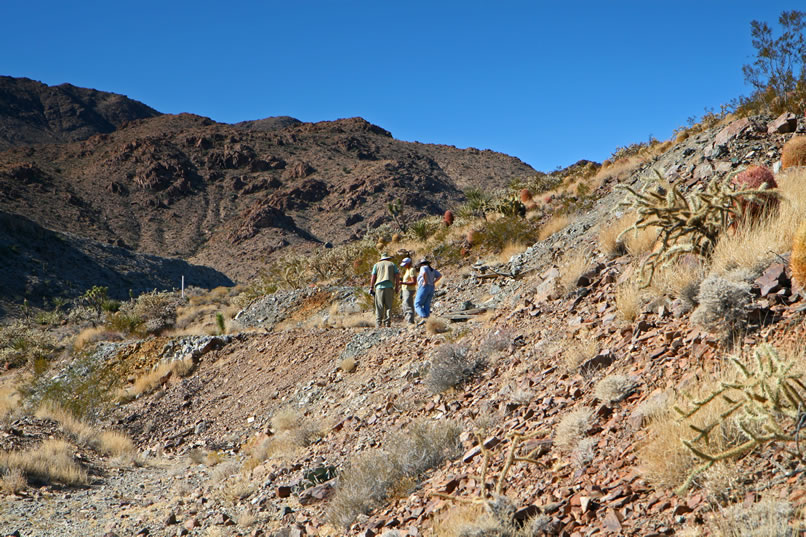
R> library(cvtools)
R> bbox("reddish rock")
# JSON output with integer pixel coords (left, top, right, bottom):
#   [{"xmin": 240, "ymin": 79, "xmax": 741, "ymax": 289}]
[{"xmin": 768, "ymin": 112, "xmax": 798, "ymax": 134}]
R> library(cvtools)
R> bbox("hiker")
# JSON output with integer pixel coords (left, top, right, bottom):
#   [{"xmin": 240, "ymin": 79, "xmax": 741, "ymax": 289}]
[
  {"xmin": 400, "ymin": 257, "xmax": 417, "ymax": 325},
  {"xmin": 369, "ymin": 253, "xmax": 400, "ymax": 327},
  {"xmin": 414, "ymin": 258, "xmax": 442, "ymax": 323}
]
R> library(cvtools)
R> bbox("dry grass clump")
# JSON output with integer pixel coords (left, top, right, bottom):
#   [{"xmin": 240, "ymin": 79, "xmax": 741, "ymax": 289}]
[
  {"xmin": 615, "ymin": 282, "xmax": 641, "ymax": 321},
  {"xmin": 537, "ymin": 213, "xmax": 571, "ymax": 241},
  {"xmin": 426, "ymin": 344, "xmax": 477, "ymax": 393},
  {"xmin": 558, "ymin": 250, "xmax": 592, "ymax": 294},
  {"xmin": 34, "ymin": 403, "xmax": 136, "ymax": 457},
  {"xmin": 638, "ymin": 374, "xmax": 748, "ymax": 491},
  {"xmin": 593, "ymin": 155, "xmax": 644, "ymax": 184},
  {"xmin": 433, "ymin": 501, "xmax": 554, "ymax": 537},
  {"xmin": 425, "ymin": 318, "xmax": 450, "ymax": 335},
  {"xmin": 554, "ymin": 406, "xmax": 593, "ymax": 452},
  {"xmin": 630, "ymin": 391, "xmax": 672, "ymax": 429},
  {"xmin": 119, "ymin": 356, "xmax": 194, "ymax": 401},
  {"xmin": 0, "ymin": 385, "xmax": 20, "ymax": 420},
  {"xmin": 0, "ymin": 439, "xmax": 88, "ymax": 486},
  {"xmin": 0, "ymin": 467, "xmax": 26, "ymax": 494},
  {"xmin": 710, "ymin": 167, "xmax": 806, "ymax": 274},
  {"xmin": 269, "ymin": 408, "xmax": 322, "ymax": 450},
  {"xmin": 594, "ymin": 374, "xmax": 638, "ymax": 404},
  {"xmin": 479, "ymin": 329, "xmax": 512, "ymax": 356},
  {"xmin": 598, "ymin": 214, "xmax": 634, "ymax": 257},
  {"xmin": 561, "ymin": 333, "xmax": 598, "ymax": 373},
  {"xmin": 327, "ymin": 420, "xmax": 460, "ymax": 528},
  {"xmin": 707, "ymin": 497, "xmax": 793, "ymax": 537},
  {"xmin": 72, "ymin": 326, "xmax": 122, "ymax": 352},
  {"xmin": 339, "ymin": 357, "xmax": 357, "ymax": 373}
]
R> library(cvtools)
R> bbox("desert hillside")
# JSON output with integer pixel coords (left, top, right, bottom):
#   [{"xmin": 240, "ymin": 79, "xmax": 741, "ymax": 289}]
[{"xmin": 2, "ymin": 75, "xmax": 806, "ymax": 537}]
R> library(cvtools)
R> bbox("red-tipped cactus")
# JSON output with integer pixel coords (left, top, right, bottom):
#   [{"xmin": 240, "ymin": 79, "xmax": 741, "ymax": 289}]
[
  {"xmin": 519, "ymin": 188, "xmax": 533, "ymax": 203},
  {"xmin": 782, "ymin": 136, "xmax": 806, "ymax": 169},
  {"xmin": 730, "ymin": 165, "xmax": 779, "ymax": 223},
  {"xmin": 443, "ymin": 210, "xmax": 454, "ymax": 227}
]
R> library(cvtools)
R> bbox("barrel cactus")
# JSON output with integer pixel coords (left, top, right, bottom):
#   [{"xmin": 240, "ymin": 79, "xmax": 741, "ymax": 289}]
[
  {"xmin": 519, "ymin": 188, "xmax": 533, "ymax": 203},
  {"xmin": 782, "ymin": 136, "xmax": 806, "ymax": 169},
  {"xmin": 730, "ymin": 165, "xmax": 779, "ymax": 223},
  {"xmin": 443, "ymin": 210, "xmax": 454, "ymax": 227}
]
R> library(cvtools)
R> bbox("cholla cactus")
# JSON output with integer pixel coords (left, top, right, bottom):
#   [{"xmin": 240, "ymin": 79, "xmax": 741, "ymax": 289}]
[
  {"xmin": 494, "ymin": 195, "xmax": 526, "ymax": 218},
  {"xmin": 618, "ymin": 172, "xmax": 779, "ymax": 286},
  {"xmin": 674, "ymin": 344, "xmax": 806, "ymax": 493}
]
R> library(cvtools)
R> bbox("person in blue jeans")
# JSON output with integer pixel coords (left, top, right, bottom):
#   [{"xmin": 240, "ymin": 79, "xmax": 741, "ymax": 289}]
[{"xmin": 414, "ymin": 258, "xmax": 442, "ymax": 323}]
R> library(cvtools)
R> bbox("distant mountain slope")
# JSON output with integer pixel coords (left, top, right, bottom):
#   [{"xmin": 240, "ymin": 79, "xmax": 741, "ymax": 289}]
[
  {"xmin": 0, "ymin": 101, "xmax": 537, "ymax": 281},
  {"xmin": 0, "ymin": 76, "xmax": 161, "ymax": 150},
  {"xmin": 0, "ymin": 210, "xmax": 233, "ymax": 316}
]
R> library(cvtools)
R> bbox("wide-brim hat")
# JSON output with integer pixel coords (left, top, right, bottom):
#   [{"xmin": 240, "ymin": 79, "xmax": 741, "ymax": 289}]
[
  {"xmin": 380, "ymin": 253, "xmax": 392, "ymax": 260},
  {"xmin": 417, "ymin": 258, "xmax": 430, "ymax": 266}
]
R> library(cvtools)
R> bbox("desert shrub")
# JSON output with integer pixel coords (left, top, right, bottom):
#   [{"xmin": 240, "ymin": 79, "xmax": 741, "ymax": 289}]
[
  {"xmin": 270, "ymin": 408, "xmax": 322, "ymax": 448},
  {"xmin": 0, "ymin": 439, "xmax": 88, "ymax": 486},
  {"xmin": 121, "ymin": 290, "xmax": 182, "ymax": 334},
  {"xmin": 409, "ymin": 218, "xmax": 438, "ymax": 242},
  {"xmin": 0, "ymin": 467, "xmax": 26, "ymax": 494},
  {"xmin": 35, "ymin": 403, "xmax": 136, "ymax": 457},
  {"xmin": 479, "ymin": 330, "xmax": 512, "ymax": 356},
  {"xmin": 691, "ymin": 273, "xmax": 753, "ymax": 338},
  {"xmin": 479, "ymin": 217, "xmax": 540, "ymax": 252},
  {"xmin": 426, "ymin": 345, "xmax": 476, "ymax": 393},
  {"xmin": 782, "ymin": 135, "xmax": 806, "ymax": 169},
  {"xmin": 557, "ymin": 250, "xmax": 592, "ymax": 294},
  {"xmin": 707, "ymin": 497, "xmax": 794, "ymax": 537},
  {"xmin": 594, "ymin": 374, "xmax": 638, "ymax": 404},
  {"xmin": 425, "ymin": 318, "xmax": 450, "ymax": 335},
  {"xmin": 105, "ymin": 312, "xmax": 144, "ymax": 335},
  {"xmin": 119, "ymin": 356, "xmax": 195, "ymax": 402},
  {"xmin": 459, "ymin": 188, "xmax": 493, "ymax": 219},
  {"xmin": 0, "ymin": 322, "xmax": 60, "ymax": 371},
  {"xmin": 327, "ymin": 420, "xmax": 460, "ymax": 528},
  {"xmin": 554, "ymin": 407, "xmax": 593, "ymax": 452}
]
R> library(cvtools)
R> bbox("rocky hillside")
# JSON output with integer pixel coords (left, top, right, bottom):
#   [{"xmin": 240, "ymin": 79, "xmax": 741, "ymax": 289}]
[
  {"xmin": 0, "ymin": 77, "xmax": 536, "ymax": 285},
  {"xmin": 0, "ymin": 76, "xmax": 161, "ymax": 150},
  {"xmin": 2, "ymin": 111, "xmax": 806, "ymax": 537}
]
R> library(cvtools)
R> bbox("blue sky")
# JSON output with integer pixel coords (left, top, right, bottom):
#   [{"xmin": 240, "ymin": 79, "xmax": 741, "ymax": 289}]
[{"xmin": 1, "ymin": 1, "xmax": 800, "ymax": 171}]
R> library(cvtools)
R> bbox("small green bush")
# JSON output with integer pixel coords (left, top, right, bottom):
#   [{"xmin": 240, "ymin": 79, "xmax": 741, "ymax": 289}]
[{"xmin": 479, "ymin": 217, "xmax": 540, "ymax": 252}]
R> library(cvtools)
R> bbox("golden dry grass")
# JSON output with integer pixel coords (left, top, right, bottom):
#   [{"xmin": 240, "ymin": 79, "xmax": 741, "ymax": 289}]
[
  {"xmin": 554, "ymin": 406, "xmax": 593, "ymax": 452},
  {"xmin": 34, "ymin": 403, "xmax": 136, "ymax": 457},
  {"xmin": 615, "ymin": 282, "xmax": 641, "ymax": 321},
  {"xmin": 593, "ymin": 155, "xmax": 644, "ymax": 184},
  {"xmin": 638, "ymin": 370, "xmax": 750, "ymax": 491},
  {"xmin": 598, "ymin": 214, "xmax": 633, "ymax": 257},
  {"xmin": 432, "ymin": 504, "xmax": 488, "ymax": 537},
  {"xmin": 0, "ymin": 384, "xmax": 20, "ymax": 420},
  {"xmin": 426, "ymin": 318, "xmax": 450, "ymax": 335},
  {"xmin": 707, "ymin": 496, "xmax": 793, "ymax": 537},
  {"xmin": 710, "ymin": 168, "xmax": 806, "ymax": 275},
  {"xmin": 561, "ymin": 333, "xmax": 598, "ymax": 373},
  {"xmin": 119, "ymin": 355, "xmax": 194, "ymax": 401},
  {"xmin": 558, "ymin": 250, "xmax": 592, "ymax": 294},
  {"xmin": 73, "ymin": 326, "xmax": 120, "ymax": 352},
  {"xmin": 538, "ymin": 213, "xmax": 571, "ymax": 241},
  {"xmin": 494, "ymin": 241, "xmax": 529, "ymax": 263},
  {"xmin": 0, "ymin": 467, "xmax": 26, "ymax": 494},
  {"xmin": 0, "ymin": 439, "xmax": 88, "ymax": 486}
]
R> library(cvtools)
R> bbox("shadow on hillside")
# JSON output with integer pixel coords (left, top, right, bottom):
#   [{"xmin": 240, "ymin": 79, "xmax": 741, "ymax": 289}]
[{"xmin": 0, "ymin": 211, "xmax": 233, "ymax": 309}]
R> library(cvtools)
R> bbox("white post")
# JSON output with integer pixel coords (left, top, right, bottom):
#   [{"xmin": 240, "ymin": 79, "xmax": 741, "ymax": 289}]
[{"xmin": 181, "ymin": 275, "xmax": 185, "ymax": 298}]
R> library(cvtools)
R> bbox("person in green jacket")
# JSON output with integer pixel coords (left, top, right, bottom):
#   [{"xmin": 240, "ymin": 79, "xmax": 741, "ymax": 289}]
[{"xmin": 369, "ymin": 253, "xmax": 400, "ymax": 327}]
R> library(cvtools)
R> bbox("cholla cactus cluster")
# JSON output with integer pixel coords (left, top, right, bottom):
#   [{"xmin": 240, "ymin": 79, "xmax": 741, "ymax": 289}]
[
  {"xmin": 618, "ymin": 172, "xmax": 779, "ymax": 286},
  {"xmin": 674, "ymin": 345, "xmax": 806, "ymax": 493},
  {"xmin": 493, "ymin": 195, "xmax": 527, "ymax": 218}
]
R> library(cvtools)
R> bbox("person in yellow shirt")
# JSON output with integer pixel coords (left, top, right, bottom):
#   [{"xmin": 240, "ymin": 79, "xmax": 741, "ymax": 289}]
[{"xmin": 400, "ymin": 257, "xmax": 417, "ymax": 325}]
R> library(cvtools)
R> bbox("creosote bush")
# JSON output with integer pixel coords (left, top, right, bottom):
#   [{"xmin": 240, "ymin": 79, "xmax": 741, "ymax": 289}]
[
  {"xmin": 327, "ymin": 420, "xmax": 461, "ymax": 528},
  {"xmin": 426, "ymin": 344, "xmax": 477, "ymax": 393}
]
